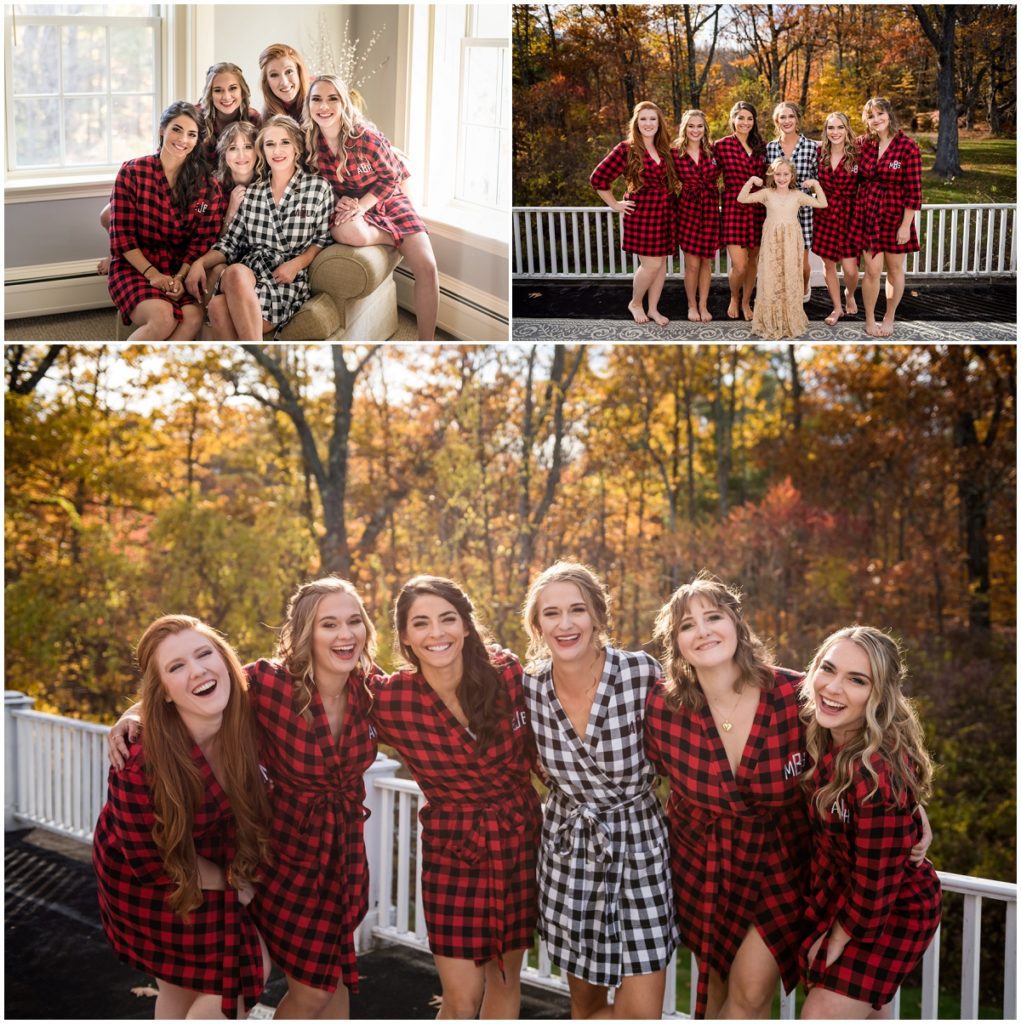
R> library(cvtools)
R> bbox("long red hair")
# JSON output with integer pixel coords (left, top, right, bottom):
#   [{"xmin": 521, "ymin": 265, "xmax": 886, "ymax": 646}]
[{"xmin": 624, "ymin": 101, "xmax": 680, "ymax": 195}]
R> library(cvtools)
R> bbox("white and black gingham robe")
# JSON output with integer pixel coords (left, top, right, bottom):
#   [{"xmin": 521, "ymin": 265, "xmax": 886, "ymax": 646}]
[
  {"xmin": 523, "ymin": 646, "xmax": 678, "ymax": 986},
  {"xmin": 766, "ymin": 134, "xmax": 819, "ymax": 248},
  {"xmin": 213, "ymin": 169, "xmax": 333, "ymax": 326}
]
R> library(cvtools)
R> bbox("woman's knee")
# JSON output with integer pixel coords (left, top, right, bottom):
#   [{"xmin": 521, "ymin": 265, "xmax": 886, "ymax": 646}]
[
  {"xmin": 220, "ymin": 263, "xmax": 255, "ymax": 293},
  {"xmin": 442, "ymin": 990, "xmax": 483, "ymax": 1019}
]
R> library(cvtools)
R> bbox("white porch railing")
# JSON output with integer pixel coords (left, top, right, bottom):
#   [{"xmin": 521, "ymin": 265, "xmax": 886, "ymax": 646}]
[
  {"xmin": 513, "ymin": 204, "xmax": 1018, "ymax": 284},
  {"xmin": 6, "ymin": 694, "xmax": 1017, "ymax": 1020}
]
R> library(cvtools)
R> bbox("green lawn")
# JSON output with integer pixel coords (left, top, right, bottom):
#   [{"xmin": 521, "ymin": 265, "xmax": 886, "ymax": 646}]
[{"xmin": 912, "ymin": 135, "xmax": 1017, "ymax": 204}]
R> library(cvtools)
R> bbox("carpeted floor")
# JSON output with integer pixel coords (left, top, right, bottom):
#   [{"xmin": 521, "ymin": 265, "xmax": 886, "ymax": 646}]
[{"xmin": 4, "ymin": 306, "xmax": 454, "ymax": 342}]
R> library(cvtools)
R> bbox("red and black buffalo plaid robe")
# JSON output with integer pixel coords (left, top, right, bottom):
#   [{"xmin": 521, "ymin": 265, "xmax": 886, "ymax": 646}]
[
  {"xmin": 800, "ymin": 749, "xmax": 941, "ymax": 1009},
  {"xmin": 93, "ymin": 742, "xmax": 263, "ymax": 1018},
  {"xmin": 713, "ymin": 134, "xmax": 767, "ymax": 249},
  {"xmin": 644, "ymin": 669, "xmax": 811, "ymax": 1019},
  {"xmin": 851, "ymin": 132, "xmax": 923, "ymax": 255},
  {"xmin": 675, "ymin": 148, "xmax": 722, "ymax": 258},
  {"xmin": 316, "ymin": 128, "xmax": 426, "ymax": 247},
  {"xmin": 812, "ymin": 154, "xmax": 862, "ymax": 261},
  {"xmin": 245, "ymin": 659, "xmax": 377, "ymax": 992},
  {"xmin": 590, "ymin": 141, "xmax": 680, "ymax": 257},
  {"xmin": 370, "ymin": 649, "xmax": 541, "ymax": 965},
  {"xmin": 107, "ymin": 153, "xmax": 224, "ymax": 324}
]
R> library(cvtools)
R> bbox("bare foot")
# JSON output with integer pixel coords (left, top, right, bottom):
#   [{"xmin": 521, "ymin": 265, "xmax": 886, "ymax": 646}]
[
  {"xmin": 628, "ymin": 301, "xmax": 649, "ymax": 324},
  {"xmin": 97, "ymin": 257, "xmax": 109, "ymax": 275},
  {"xmin": 649, "ymin": 310, "xmax": 670, "ymax": 326},
  {"xmin": 824, "ymin": 309, "xmax": 842, "ymax": 326},
  {"xmin": 699, "ymin": 307, "xmax": 713, "ymax": 322},
  {"xmin": 742, "ymin": 306, "xmax": 753, "ymax": 321},
  {"xmin": 727, "ymin": 298, "xmax": 739, "ymax": 319},
  {"xmin": 844, "ymin": 288, "xmax": 858, "ymax": 315},
  {"xmin": 688, "ymin": 307, "xmax": 701, "ymax": 322},
  {"xmin": 877, "ymin": 319, "xmax": 894, "ymax": 337},
  {"xmin": 865, "ymin": 320, "xmax": 882, "ymax": 337}
]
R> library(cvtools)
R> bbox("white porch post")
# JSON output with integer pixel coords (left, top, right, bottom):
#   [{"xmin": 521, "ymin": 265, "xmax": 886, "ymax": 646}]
[
  {"xmin": 5, "ymin": 691, "xmax": 35, "ymax": 830},
  {"xmin": 358, "ymin": 752, "xmax": 401, "ymax": 949}
]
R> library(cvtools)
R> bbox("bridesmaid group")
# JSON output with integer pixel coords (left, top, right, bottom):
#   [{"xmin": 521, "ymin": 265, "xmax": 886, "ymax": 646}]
[
  {"xmin": 590, "ymin": 96, "xmax": 923, "ymax": 338},
  {"xmin": 99, "ymin": 564, "xmax": 939, "ymax": 1021},
  {"xmin": 102, "ymin": 43, "xmax": 439, "ymax": 342}
]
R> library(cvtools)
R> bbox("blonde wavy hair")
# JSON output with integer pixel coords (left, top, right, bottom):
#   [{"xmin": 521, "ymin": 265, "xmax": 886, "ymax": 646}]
[
  {"xmin": 197, "ymin": 62, "xmax": 256, "ymax": 141},
  {"xmin": 651, "ymin": 571, "xmax": 775, "ymax": 712},
  {"xmin": 254, "ymin": 114, "xmax": 306, "ymax": 178},
  {"xmin": 276, "ymin": 577, "xmax": 377, "ymax": 722},
  {"xmin": 765, "ymin": 156, "xmax": 799, "ymax": 190},
  {"xmin": 303, "ymin": 74, "xmax": 368, "ymax": 174},
  {"xmin": 799, "ymin": 625, "xmax": 934, "ymax": 816},
  {"xmin": 771, "ymin": 100, "xmax": 803, "ymax": 138},
  {"xmin": 819, "ymin": 111, "xmax": 860, "ymax": 172},
  {"xmin": 522, "ymin": 561, "xmax": 613, "ymax": 667},
  {"xmin": 136, "ymin": 615, "xmax": 270, "ymax": 918},
  {"xmin": 675, "ymin": 108, "xmax": 714, "ymax": 162}
]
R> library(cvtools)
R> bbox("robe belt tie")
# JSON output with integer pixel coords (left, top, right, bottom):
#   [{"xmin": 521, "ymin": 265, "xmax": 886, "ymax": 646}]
[{"xmin": 220, "ymin": 882, "xmax": 263, "ymax": 1019}]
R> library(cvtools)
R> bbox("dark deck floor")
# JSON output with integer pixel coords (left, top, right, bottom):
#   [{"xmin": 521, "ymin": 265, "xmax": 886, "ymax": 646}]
[
  {"xmin": 4, "ymin": 827, "xmax": 569, "ymax": 1020},
  {"xmin": 513, "ymin": 278, "xmax": 1017, "ymax": 323}
]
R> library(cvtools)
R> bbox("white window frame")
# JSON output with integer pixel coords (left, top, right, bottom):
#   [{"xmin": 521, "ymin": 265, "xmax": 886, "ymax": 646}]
[
  {"xmin": 397, "ymin": 3, "xmax": 509, "ymax": 255},
  {"xmin": 3, "ymin": 4, "xmax": 199, "ymax": 204}
]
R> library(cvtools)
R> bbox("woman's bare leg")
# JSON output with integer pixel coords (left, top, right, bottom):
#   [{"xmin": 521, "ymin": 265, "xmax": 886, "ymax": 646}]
[
  {"xmin": 646, "ymin": 257, "xmax": 670, "ymax": 325},
  {"xmin": 842, "ymin": 257, "xmax": 860, "ymax": 314},
  {"xmin": 718, "ymin": 926, "xmax": 781, "ymax": 1019},
  {"xmin": 823, "ymin": 258, "xmax": 842, "ymax": 324},
  {"xmin": 128, "ymin": 298, "xmax": 177, "ymax": 341},
  {"xmin": 861, "ymin": 250, "xmax": 884, "ymax": 336},
  {"xmin": 274, "ymin": 975, "xmax": 348, "ymax": 1019},
  {"xmin": 726, "ymin": 245, "xmax": 748, "ymax": 318},
  {"xmin": 220, "ymin": 264, "xmax": 271, "ymax": 340},
  {"xmin": 879, "ymin": 251, "xmax": 906, "ymax": 336},
  {"xmin": 479, "ymin": 949, "xmax": 525, "ymax": 1019},
  {"xmin": 397, "ymin": 232, "xmax": 440, "ymax": 340},
  {"xmin": 433, "ymin": 955, "xmax": 486, "ymax": 1019},
  {"xmin": 566, "ymin": 974, "xmax": 610, "ymax": 1019},
  {"xmin": 698, "ymin": 258, "xmax": 713, "ymax": 320}
]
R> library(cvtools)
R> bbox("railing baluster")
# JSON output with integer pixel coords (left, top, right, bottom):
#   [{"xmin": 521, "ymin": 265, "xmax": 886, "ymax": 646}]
[
  {"xmin": 921, "ymin": 921, "xmax": 942, "ymax": 1019},
  {"xmin": 949, "ymin": 208, "xmax": 958, "ymax": 273},
  {"xmin": 571, "ymin": 212, "xmax": 580, "ymax": 276},
  {"xmin": 912, "ymin": 210, "xmax": 920, "ymax": 273},
  {"xmin": 608, "ymin": 212, "xmax": 616, "ymax": 275},
  {"xmin": 961, "ymin": 207, "xmax": 971, "ymax": 273},
  {"xmin": 513, "ymin": 210, "xmax": 523, "ymax": 276},
  {"xmin": 924, "ymin": 208, "xmax": 933, "ymax": 273},
  {"xmin": 936, "ymin": 209, "xmax": 946, "ymax": 273},
  {"xmin": 1005, "ymin": 900, "xmax": 1017, "ymax": 1020},
  {"xmin": 960, "ymin": 893, "xmax": 982, "ymax": 1018},
  {"xmin": 997, "ymin": 208, "xmax": 1007, "ymax": 271},
  {"xmin": 396, "ymin": 792, "xmax": 412, "ymax": 932},
  {"xmin": 377, "ymin": 786, "xmax": 394, "ymax": 929},
  {"xmin": 583, "ymin": 212, "xmax": 592, "ymax": 275},
  {"xmin": 537, "ymin": 214, "xmax": 547, "ymax": 276},
  {"xmin": 414, "ymin": 799, "xmax": 426, "ymax": 939},
  {"xmin": 524, "ymin": 214, "xmax": 534, "ymax": 276},
  {"xmin": 661, "ymin": 950, "xmax": 677, "ymax": 1016},
  {"xmin": 595, "ymin": 213, "xmax": 604, "ymax": 275}
]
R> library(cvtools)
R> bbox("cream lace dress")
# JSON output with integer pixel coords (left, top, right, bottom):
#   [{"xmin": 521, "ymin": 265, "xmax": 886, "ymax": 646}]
[{"xmin": 744, "ymin": 189, "xmax": 825, "ymax": 339}]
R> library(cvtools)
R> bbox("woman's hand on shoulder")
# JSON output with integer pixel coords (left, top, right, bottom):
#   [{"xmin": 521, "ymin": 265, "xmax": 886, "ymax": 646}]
[{"xmin": 108, "ymin": 711, "xmax": 142, "ymax": 770}]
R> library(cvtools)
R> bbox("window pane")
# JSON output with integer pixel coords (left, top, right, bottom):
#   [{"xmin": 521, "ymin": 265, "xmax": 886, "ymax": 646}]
[
  {"xmin": 473, "ymin": 4, "xmax": 506, "ymax": 38},
  {"xmin": 65, "ymin": 95, "xmax": 108, "ymax": 164},
  {"xmin": 12, "ymin": 23, "xmax": 57, "ymax": 94},
  {"xmin": 15, "ymin": 5, "xmax": 154, "ymax": 15},
  {"xmin": 464, "ymin": 46, "xmax": 499, "ymax": 125},
  {"xmin": 63, "ymin": 24, "xmax": 108, "ymax": 93},
  {"xmin": 460, "ymin": 124, "xmax": 498, "ymax": 206},
  {"xmin": 111, "ymin": 95, "xmax": 155, "ymax": 162},
  {"xmin": 110, "ymin": 25, "xmax": 154, "ymax": 93},
  {"xmin": 13, "ymin": 97, "xmax": 61, "ymax": 167}
]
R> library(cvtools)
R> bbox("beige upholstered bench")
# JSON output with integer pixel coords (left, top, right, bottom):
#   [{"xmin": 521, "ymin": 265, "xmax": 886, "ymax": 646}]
[{"xmin": 112, "ymin": 242, "xmax": 400, "ymax": 341}]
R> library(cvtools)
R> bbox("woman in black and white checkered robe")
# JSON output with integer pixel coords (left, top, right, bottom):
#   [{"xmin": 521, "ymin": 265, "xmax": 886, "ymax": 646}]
[
  {"xmin": 522, "ymin": 562, "xmax": 678, "ymax": 1019},
  {"xmin": 191, "ymin": 115, "xmax": 333, "ymax": 339}
]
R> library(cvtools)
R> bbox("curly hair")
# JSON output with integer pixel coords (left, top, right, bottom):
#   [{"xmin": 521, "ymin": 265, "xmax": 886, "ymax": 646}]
[
  {"xmin": 765, "ymin": 156, "xmax": 799, "ymax": 190},
  {"xmin": 275, "ymin": 577, "xmax": 377, "ymax": 722},
  {"xmin": 157, "ymin": 101, "xmax": 209, "ymax": 215},
  {"xmin": 623, "ymin": 101, "xmax": 680, "ymax": 195},
  {"xmin": 197, "ymin": 62, "xmax": 256, "ymax": 141},
  {"xmin": 819, "ymin": 111, "xmax": 860, "ymax": 173},
  {"xmin": 135, "ymin": 615, "xmax": 270, "ymax": 918},
  {"xmin": 303, "ymin": 74, "xmax": 368, "ymax": 174},
  {"xmin": 799, "ymin": 625, "xmax": 934, "ymax": 816},
  {"xmin": 728, "ymin": 101, "xmax": 767, "ymax": 158},
  {"xmin": 214, "ymin": 121, "xmax": 259, "ymax": 191},
  {"xmin": 258, "ymin": 42, "xmax": 310, "ymax": 121},
  {"xmin": 393, "ymin": 576, "xmax": 508, "ymax": 751},
  {"xmin": 254, "ymin": 114, "xmax": 307, "ymax": 178},
  {"xmin": 522, "ymin": 561, "xmax": 613, "ymax": 668},
  {"xmin": 651, "ymin": 571, "xmax": 775, "ymax": 711}
]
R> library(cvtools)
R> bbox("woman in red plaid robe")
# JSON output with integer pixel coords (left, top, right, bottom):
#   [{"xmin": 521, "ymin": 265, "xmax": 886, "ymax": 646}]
[
  {"xmin": 108, "ymin": 579, "xmax": 380, "ymax": 1020},
  {"xmin": 713, "ymin": 101, "xmax": 768, "ymax": 321},
  {"xmin": 645, "ymin": 574, "xmax": 811, "ymax": 1019},
  {"xmin": 797, "ymin": 626, "xmax": 940, "ymax": 1017},
  {"xmin": 673, "ymin": 109, "xmax": 721, "ymax": 323},
  {"xmin": 813, "ymin": 112, "xmax": 863, "ymax": 326},
  {"xmin": 107, "ymin": 101, "xmax": 224, "ymax": 339},
  {"xmin": 851, "ymin": 97, "xmax": 923, "ymax": 337},
  {"xmin": 371, "ymin": 576, "xmax": 542, "ymax": 1019},
  {"xmin": 94, "ymin": 615, "xmax": 272, "ymax": 1019},
  {"xmin": 306, "ymin": 74, "xmax": 439, "ymax": 340},
  {"xmin": 196, "ymin": 61, "xmax": 262, "ymax": 163},
  {"xmin": 590, "ymin": 100, "xmax": 682, "ymax": 327}
]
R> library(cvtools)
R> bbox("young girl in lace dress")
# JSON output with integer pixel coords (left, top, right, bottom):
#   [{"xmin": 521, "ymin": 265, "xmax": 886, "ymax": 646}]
[{"xmin": 738, "ymin": 157, "xmax": 827, "ymax": 339}]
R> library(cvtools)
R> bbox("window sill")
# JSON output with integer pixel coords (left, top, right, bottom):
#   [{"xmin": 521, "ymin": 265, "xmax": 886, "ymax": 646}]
[
  {"xmin": 418, "ymin": 204, "xmax": 508, "ymax": 258},
  {"xmin": 5, "ymin": 172, "xmax": 116, "ymax": 204}
]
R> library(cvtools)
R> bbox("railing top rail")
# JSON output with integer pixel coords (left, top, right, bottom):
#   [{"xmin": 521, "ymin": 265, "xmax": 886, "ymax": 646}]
[
  {"xmin": 11, "ymin": 708, "xmax": 111, "ymax": 734},
  {"xmin": 374, "ymin": 777, "xmax": 425, "ymax": 795},
  {"xmin": 937, "ymin": 871, "xmax": 1017, "ymax": 902},
  {"xmin": 513, "ymin": 202, "xmax": 1016, "ymax": 213}
]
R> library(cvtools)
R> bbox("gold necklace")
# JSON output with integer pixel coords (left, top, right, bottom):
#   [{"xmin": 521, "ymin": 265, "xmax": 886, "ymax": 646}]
[{"xmin": 709, "ymin": 689, "xmax": 743, "ymax": 732}]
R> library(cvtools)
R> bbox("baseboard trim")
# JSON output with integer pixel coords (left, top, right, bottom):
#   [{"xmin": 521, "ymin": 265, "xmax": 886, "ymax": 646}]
[
  {"xmin": 5, "ymin": 260, "xmax": 114, "ymax": 319},
  {"xmin": 394, "ymin": 267, "xmax": 509, "ymax": 341}
]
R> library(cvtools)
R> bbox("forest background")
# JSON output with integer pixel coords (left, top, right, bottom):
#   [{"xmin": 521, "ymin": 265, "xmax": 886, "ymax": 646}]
[
  {"xmin": 513, "ymin": 3, "xmax": 1018, "ymax": 205},
  {"xmin": 4, "ymin": 342, "xmax": 1016, "ymax": 1002}
]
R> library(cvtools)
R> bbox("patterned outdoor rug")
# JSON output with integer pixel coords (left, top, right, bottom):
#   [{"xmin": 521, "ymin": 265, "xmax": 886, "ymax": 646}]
[{"xmin": 511, "ymin": 319, "xmax": 1018, "ymax": 342}]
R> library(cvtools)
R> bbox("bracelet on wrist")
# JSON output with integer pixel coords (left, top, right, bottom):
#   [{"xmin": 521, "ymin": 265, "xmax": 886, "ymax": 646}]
[{"xmin": 141, "ymin": 263, "xmax": 154, "ymax": 279}]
